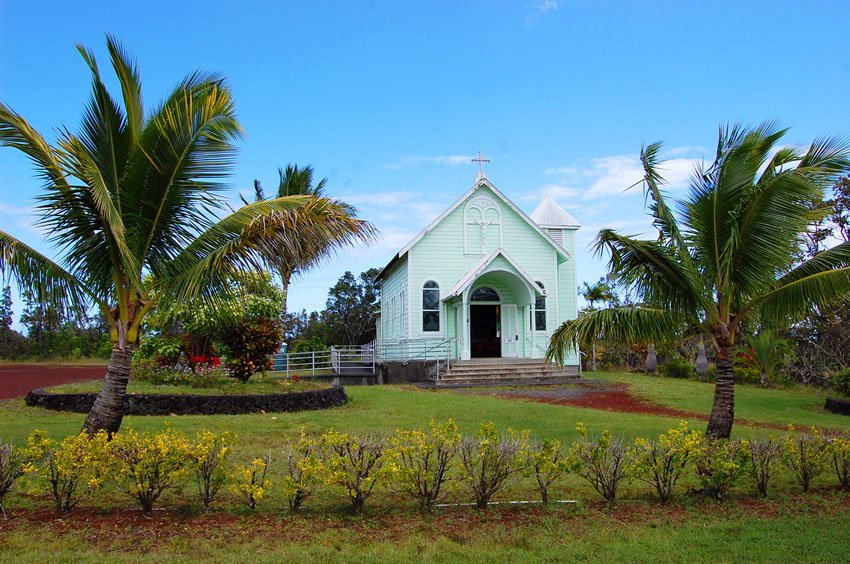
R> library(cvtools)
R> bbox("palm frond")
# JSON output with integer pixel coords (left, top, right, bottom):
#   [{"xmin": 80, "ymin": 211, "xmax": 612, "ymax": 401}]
[
  {"xmin": 105, "ymin": 34, "xmax": 144, "ymax": 148},
  {"xmin": 160, "ymin": 195, "xmax": 376, "ymax": 304},
  {"xmin": 0, "ymin": 230, "xmax": 98, "ymax": 314},
  {"xmin": 594, "ymin": 229, "xmax": 707, "ymax": 315},
  {"xmin": 121, "ymin": 73, "xmax": 244, "ymax": 267},
  {"xmin": 547, "ymin": 306, "xmax": 683, "ymax": 366},
  {"xmin": 0, "ymin": 103, "xmax": 71, "ymax": 192},
  {"xmin": 753, "ymin": 242, "xmax": 850, "ymax": 326}
]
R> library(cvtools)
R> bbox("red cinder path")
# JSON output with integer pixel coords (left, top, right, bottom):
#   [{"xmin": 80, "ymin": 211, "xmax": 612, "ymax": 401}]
[{"xmin": 0, "ymin": 364, "xmax": 104, "ymax": 399}]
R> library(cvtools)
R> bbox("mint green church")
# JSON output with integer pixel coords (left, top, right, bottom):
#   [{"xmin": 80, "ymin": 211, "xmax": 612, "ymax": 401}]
[{"xmin": 375, "ymin": 173, "xmax": 580, "ymax": 368}]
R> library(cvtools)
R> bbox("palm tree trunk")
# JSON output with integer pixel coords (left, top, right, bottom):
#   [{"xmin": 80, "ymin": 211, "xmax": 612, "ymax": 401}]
[
  {"xmin": 706, "ymin": 339, "xmax": 735, "ymax": 439},
  {"xmin": 591, "ymin": 342, "xmax": 597, "ymax": 372},
  {"xmin": 83, "ymin": 343, "xmax": 134, "ymax": 435}
]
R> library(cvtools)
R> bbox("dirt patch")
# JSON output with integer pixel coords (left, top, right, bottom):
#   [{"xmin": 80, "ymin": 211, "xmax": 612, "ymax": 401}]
[
  {"xmin": 0, "ymin": 364, "xmax": 105, "ymax": 400},
  {"xmin": 477, "ymin": 382, "xmax": 787, "ymax": 431}
]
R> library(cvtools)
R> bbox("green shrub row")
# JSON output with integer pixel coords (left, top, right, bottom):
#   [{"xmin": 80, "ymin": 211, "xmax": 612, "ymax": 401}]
[{"xmin": 2, "ymin": 422, "xmax": 849, "ymax": 516}]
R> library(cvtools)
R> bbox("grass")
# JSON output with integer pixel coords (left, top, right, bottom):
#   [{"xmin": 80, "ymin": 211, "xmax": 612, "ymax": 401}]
[
  {"xmin": 590, "ymin": 371, "xmax": 844, "ymax": 431},
  {"xmin": 2, "ymin": 373, "xmax": 850, "ymax": 561},
  {"xmin": 0, "ymin": 357, "xmax": 108, "ymax": 366}
]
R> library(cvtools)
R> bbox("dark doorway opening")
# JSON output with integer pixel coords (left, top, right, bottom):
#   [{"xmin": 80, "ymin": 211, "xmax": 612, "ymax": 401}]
[{"xmin": 471, "ymin": 304, "xmax": 501, "ymax": 358}]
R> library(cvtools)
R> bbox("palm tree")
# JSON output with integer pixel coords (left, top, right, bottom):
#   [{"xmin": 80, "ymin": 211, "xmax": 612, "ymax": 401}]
[
  {"xmin": 579, "ymin": 278, "xmax": 613, "ymax": 371},
  {"xmin": 548, "ymin": 123, "xmax": 850, "ymax": 438},
  {"xmin": 0, "ymin": 36, "xmax": 374, "ymax": 434},
  {"xmin": 244, "ymin": 164, "xmax": 332, "ymax": 321}
]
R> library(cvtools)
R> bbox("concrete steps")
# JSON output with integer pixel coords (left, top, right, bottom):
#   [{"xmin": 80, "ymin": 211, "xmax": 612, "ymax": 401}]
[{"xmin": 430, "ymin": 359, "xmax": 580, "ymax": 387}]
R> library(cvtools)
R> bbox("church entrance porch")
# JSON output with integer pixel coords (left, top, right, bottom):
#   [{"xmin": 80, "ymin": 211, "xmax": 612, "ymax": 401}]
[{"xmin": 470, "ymin": 304, "xmax": 500, "ymax": 358}]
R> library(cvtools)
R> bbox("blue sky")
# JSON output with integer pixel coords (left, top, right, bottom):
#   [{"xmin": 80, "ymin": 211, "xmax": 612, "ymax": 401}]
[{"xmin": 1, "ymin": 1, "xmax": 849, "ymax": 328}]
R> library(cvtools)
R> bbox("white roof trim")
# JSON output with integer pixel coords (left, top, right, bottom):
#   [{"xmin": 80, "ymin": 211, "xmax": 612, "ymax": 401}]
[
  {"xmin": 531, "ymin": 196, "xmax": 581, "ymax": 228},
  {"xmin": 395, "ymin": 178, "xmax": 572, "ymax": 260},
  {"xmin": 443, "ymin": 248, "xmax": 545, "ymax": 301}
]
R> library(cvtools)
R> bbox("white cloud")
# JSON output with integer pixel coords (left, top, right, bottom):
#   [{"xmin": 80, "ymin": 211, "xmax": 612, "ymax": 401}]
[
  {"xmin": 543, "ymin": 150, "xmax": 701, "ymax": 201},
  {"xmin": 518, "ymin": 183, "xmax": 581, "ymax": 202},
  {"xmin": 536, "ymin": 0, "xmax": 558, "ymax": 13},
  {"xmin": 383, "ymin": 155, "xmax": 473, "ymax": 170}
]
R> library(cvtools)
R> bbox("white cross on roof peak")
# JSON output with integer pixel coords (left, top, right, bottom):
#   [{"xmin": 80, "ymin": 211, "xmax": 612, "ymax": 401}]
[{"xmin": 471, "ymin": 150, "xmax": 490, "ymax": 181}]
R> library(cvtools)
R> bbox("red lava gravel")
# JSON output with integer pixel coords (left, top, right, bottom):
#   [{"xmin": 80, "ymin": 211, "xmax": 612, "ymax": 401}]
[
  {"xmin": 0, "ymin": 364, "xmax": 105, "ymax": 399},
  {"xmin": 483, "ymin": 382, "xmax": 787, "ymax": 431}
]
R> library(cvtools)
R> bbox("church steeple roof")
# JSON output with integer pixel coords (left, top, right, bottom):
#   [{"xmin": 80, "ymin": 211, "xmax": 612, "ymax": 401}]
[{"xmin": 531, "ymin": 196, "xmax": 581, "ymax": 229}]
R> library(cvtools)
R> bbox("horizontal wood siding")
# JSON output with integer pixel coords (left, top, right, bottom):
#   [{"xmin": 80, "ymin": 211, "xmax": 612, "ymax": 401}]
[
  {"xmin": 408, "ymin": 185, "xmax": 572, "ymax": 350},
  {"xmin": 380, "ymin": 257, "xmax": 409, "ymax": 340}
]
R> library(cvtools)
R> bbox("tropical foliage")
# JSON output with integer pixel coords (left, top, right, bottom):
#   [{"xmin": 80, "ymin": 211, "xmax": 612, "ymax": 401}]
[
  {"xmin": 548, "ymin": 123, "xmax": 850, "ymax": 438},
  {"xmin": 0, "ymin": 36, "xmax": 374, "ymax": 433}
]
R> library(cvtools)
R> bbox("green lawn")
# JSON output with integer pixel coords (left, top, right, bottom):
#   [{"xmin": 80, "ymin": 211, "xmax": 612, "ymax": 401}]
[
  {"xmin": 590, "ymin": 371, "xmax": 846, "ymax": 431},
  {"xmin": 2, "ymin": 374, "xmax": 850, "ymax": 561}
]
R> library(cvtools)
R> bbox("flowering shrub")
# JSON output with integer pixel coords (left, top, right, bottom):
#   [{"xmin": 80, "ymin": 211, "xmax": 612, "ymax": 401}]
[
  {"xmin": 526, "ymin": 438, "xmax": 570, "ymax": 505},
  {"xmin": 458, "ymin": 422, "xmax": 528, "ymax": 510},
  {"xmin": 24, "ymin": 430, "xmax": 109, "ymax": 512},
  {"xmin": 570, "ymin": 423, "xmax": 629, "ymax": 503},
  {"xmin": 232, "ymin": 454, "xmax": 272, "ymax": 510},
  {"xmin": 190, "ymin": 430, "xmax": 234, "ymax": 511},
  {"xmin": 132, "ymin": 359, "xmax": 226, "ymax": 388},
  {"xmin": 747, "ymin": 437, "xmax": 782, "ymax": 497},
  {"xmin": 281, "ymin": 430, "xmax": 324, "ymax": 511},
  {"xmin": 827, "ymin": 433, "xmax": 850, "ymax": 491},
  {"xmin": 220, "ymin": 318, "xmax": 282, "ymax": 382},
  {"xmin": 108, "ymin": 427, "xmax": 191, "ymax": 513},
  {"xmin": 387, "ymin": 420, "xmax": 462, "ymax": 511},
  {"xmin": 782, "ymin": 427, "xmax": 828, "ymax": 492},
  {"xmin": 695, "ymin": 438, "xmax": 750, "ymax": 500},
  {"xmin": 322, "ymin": 431, "xmax": 386, "ymax": 514},
  {"xmin": 0, "ymin": 442, "xmax": 26, "ymax": 518},
  {"xmin": 629, "ymin": 421, "xmax": 701, "ymax": 502}
]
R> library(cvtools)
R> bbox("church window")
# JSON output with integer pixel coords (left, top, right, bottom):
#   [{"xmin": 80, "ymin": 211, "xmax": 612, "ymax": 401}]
[
  {"xmin": 534, "ymin": 281, "xmax": 546, "ymax": 331},
  {"xmin": 471, "ymin": 286, "xmax": 500, "ymax": 302},
  {"xmin": 422, "ymin": 281, "xmax": 440, "ymax": 332}
]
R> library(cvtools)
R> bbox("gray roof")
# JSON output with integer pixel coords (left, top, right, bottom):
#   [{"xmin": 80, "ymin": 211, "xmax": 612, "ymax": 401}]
[{"xmin": 530, "ymin": 196, "xmax": 581, "ymax": 228}]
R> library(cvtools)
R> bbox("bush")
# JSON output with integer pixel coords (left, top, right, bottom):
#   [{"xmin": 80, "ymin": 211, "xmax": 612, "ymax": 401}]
[
  {"xmin": 108, "ymin": 427, "xmax": 191, "ymax": 513},
  {"xmin": 232, "ymin": 454, "xmax": 272, "ymax": 510},
  {"xmin": 322, "ymin": 431, "xmax": 386, "ymax": 514},
  {"xmin": 526, "ymin": 438, "xmax": 570, "ymax": 505},
  {"xmin": 748, "ymin": 437, "xmax": 782, "ymax": 498},
  {"xmin": 733, "ymin": 366, "xmax": 761, "ymax": 385},
  {"xmin": 190, "ymin": 431, "xmax": 234, "ymax": 512},
  {"xmin": 458, "ymin": 423, "xmax": 527, "ymax": 510},
  {"xmin": 280, "ymin": 431, "xmax": 324, "ymax": 512},
  {"xmin": 387, "ymin": 420, "xmax": 461, "ymax": 511},
  {"xmin": 694, "ymin": 438, "xmax": 750, "ymax": 500},
  {"xmin": 629, "ymin": 421, "xmax": 701, "ymax": 502},
  {"xmin": 291, "ymin": 338, "xmax": 328, "ymax": 354},
  {"xmin": 831, "ymin": 368, "xmax": 850, "ymax": 397},
  {"xmin": 136, "ymin": 334, "xmax": 184, "ymax": 366},
  {"xmin": 220, "ymin": 318, "xmax": 282, "ymax": 383},
  {"xmin": 0, "ymin": 442, "xmax": 26, "ymax": 518},
  {"xmin": 782, "ymin": 427, "xmax": 828, "ymax": 493},
  {"xmin": 131, "ymin": 359, "xmax": 225, "ymax": 388},
  {"xmin": 570, "ymin": 423, "xmax": 629, "ymax": 503},
  {"xmin": 24, "ymin": 430, "xmax": 109, "ymax": 512},
  {"xmin": 827, "ymin": 433, "xmax": 850, "ymax": 491},
  {"xmin": 660, "ymin": 357, "xmax": 695, "ymax": 379}
]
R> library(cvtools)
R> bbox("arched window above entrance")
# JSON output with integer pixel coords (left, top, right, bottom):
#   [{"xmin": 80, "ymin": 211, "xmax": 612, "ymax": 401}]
[
  {"xmin": 471, "ymin": 286, "xmax": 500, "ymax": 302},
  {"xmin": 422, "ymin": 281, "xmax": 440, "ymax": 332}
]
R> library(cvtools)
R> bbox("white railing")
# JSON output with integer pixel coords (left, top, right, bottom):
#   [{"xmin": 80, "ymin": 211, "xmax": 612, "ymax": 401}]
[
  {"xmin": 274, "ymin": 343, "xmax": 376, "ymax": 376},
  {"xmin": 377, "ymin": 337, "xmax": 456, "ymax": 381}
]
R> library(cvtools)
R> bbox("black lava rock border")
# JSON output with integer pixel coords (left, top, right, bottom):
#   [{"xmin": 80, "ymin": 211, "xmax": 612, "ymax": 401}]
[
  {"xmin": 24, "ymin": 385, "xmax": 347, "ymax": 415},
  {"xmin": 825, "ymin": 396, "xmax": 850, "ymax": 416}
]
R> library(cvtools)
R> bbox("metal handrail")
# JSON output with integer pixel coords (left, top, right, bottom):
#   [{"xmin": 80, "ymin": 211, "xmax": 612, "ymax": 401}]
[{"xmin": 399, "ymin": 337, "xmax": 457, "ymax": 381}]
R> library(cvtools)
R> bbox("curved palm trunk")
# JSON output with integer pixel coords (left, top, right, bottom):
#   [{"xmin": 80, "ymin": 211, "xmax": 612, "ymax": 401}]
[
  {"xmin": 83, "ymin": 343, "xmax": 134, "ymax": 435},
  {"xmin": 706, "ymin": 339, "xmax": 734, "ymax": 439}
]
